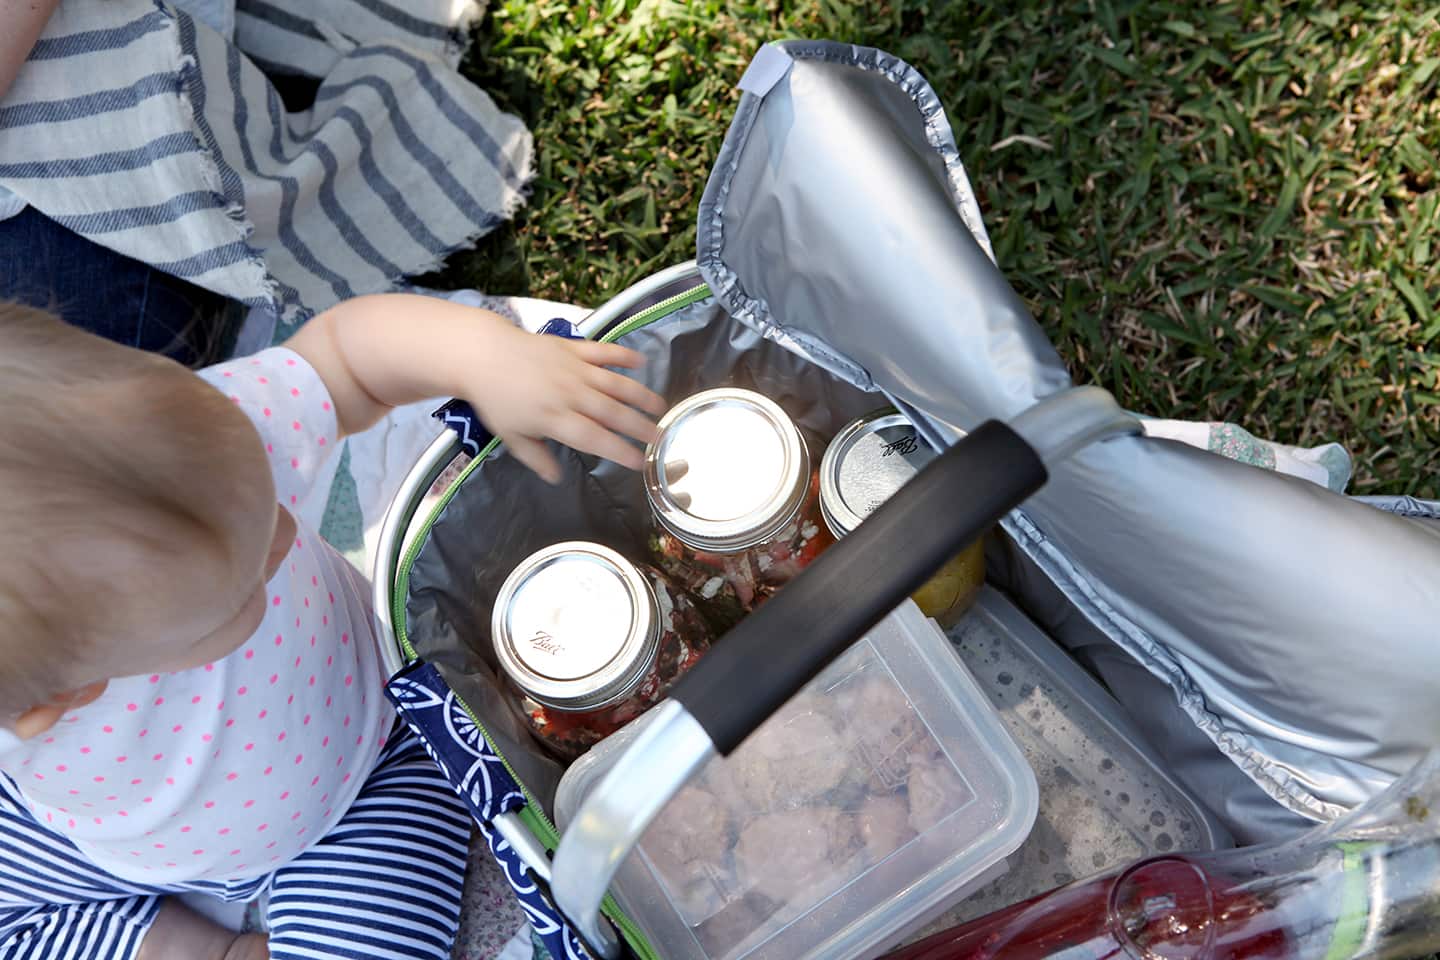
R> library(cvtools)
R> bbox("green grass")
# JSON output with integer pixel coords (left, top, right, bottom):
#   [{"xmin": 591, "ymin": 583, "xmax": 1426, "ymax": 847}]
[{"xmin": 422, "ymin": 1, "xmax": 1440, "ymax": 497}]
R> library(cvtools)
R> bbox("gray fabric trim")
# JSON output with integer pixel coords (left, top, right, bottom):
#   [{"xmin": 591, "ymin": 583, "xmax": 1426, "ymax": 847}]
[{"xmin": 1355, "ymin": 494, "xmax": 1440, "ymax": 521}]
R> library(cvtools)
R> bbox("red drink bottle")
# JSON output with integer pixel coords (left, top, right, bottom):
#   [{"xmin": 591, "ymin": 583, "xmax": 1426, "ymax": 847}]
[{"xmin": 884, "ymin": 751, "xmax": 1440, "ymax": 960}]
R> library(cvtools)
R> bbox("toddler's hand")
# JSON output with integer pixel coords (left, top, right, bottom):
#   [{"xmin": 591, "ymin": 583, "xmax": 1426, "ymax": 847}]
[
  {"xmin": 470, "ymin": 323, "xmax": 666, "ymax": 484},
  {"xmin": 287, "ymin": 293, "xmax": 668, "ymax": 476}
]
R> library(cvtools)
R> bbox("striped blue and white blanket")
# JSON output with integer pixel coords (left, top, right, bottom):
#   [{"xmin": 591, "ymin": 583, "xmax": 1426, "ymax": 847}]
[{"xmin": 0, "ymin": 0, "xmax": 532, "ymax": 330}]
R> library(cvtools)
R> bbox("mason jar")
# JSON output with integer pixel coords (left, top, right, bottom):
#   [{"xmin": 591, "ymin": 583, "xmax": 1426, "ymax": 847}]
[
  {"xmin": 819, "ymin": 409, "xmax": 985, "ymax": 626},
  {"xmin": 643, "ymin": 388, "xmax": 833, "ymax": 631},
  {"xmin": 492, "ymin": 542, "xmax": 712, "ymax": 760}
]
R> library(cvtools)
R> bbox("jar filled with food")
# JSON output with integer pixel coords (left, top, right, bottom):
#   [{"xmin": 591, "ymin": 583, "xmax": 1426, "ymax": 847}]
[
  {"xmin": 492, "ymin": 542, "xmax": 712, "ymax": 760},
  {"xmin": 820, "ymin": 409, "xmax": 985, "ymax": 626},
  {"xmin": 643, "ymin": 388, "xmax": 834, "ymax": 631}
]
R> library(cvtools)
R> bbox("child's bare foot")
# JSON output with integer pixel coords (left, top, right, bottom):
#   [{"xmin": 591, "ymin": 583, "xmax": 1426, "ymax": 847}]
[
  {"xmin": 225, "ymin": 933, "xmax": 270, "ymax": 960},
  {"xmin": 138, "ymin": 899, "xmax": 268, "ymax": 960}
]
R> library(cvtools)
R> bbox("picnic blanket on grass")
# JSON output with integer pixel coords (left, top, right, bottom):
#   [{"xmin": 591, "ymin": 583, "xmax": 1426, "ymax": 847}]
[{"xmin": 0, "ymin": 0, "xmax": 531, "ymax": 332}]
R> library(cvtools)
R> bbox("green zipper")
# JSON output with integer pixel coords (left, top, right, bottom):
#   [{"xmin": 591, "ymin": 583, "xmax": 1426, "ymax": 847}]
[
  {"xmin": 598, "ymin": 282, "xmax": 713, "ymax": 343},
  {"xmin": 389, "ymin": 281, "xmax": 711, "ymax": 960}
]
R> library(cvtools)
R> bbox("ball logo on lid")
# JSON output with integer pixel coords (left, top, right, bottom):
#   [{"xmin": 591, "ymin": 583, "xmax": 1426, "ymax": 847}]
[
  {"xmin": 880, "ymin": 433, "xmax": 919, "ymax": 458},
  {"xmin": 526, "ymin": 630, "xmax": 566, "ymax": 658},
  {"xmin": 847, "ymin": 426, "xmax": 934, "ymax": 523}
]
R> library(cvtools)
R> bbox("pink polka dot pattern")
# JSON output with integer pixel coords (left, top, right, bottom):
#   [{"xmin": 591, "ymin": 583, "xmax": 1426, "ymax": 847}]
[{"xmin": 1, "ymin": 348, "xmax": 385, "ymax": 887}]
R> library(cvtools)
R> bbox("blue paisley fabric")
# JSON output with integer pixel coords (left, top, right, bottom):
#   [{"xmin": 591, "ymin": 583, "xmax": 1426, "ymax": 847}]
[{"xmin": 387, "ymin": 663, "xmax": 595, "ymax": 960}]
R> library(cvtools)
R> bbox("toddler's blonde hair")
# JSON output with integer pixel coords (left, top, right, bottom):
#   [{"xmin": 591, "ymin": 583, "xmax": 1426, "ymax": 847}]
[{"xmin": 0, "ymin": 303, "xmax": 266, "ymax": 714}]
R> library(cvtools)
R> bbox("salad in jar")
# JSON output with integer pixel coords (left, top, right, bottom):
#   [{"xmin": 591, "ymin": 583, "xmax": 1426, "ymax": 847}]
[
  {"xmin": 643, "ymin": 388, "xmax": 834, "ymax": 631},
  {"xmin": 491, "ymin": 541, "xmax": 712, "ymax": 760}
]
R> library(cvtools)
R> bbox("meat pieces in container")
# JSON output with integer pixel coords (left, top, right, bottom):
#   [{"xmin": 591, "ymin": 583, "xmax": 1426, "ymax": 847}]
[
  {"xmin": 637, "ymin": 648, "xmax": 976, "ymax": 943},
  {"xmin": 553, "ymin": 601, "xmax": 1038, "ymax": 960}
]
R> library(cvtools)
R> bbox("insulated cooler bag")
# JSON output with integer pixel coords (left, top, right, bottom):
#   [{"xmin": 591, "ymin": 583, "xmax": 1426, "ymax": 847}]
[{"xmin": 373, "ymin": 40, "xmax": 1440, "ymax": 960}]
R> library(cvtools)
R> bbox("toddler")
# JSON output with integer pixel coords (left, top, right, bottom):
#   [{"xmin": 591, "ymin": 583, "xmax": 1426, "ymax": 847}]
[{"xmin": 0, "ymin": 295, "xmax": 665, "ymax": 960}]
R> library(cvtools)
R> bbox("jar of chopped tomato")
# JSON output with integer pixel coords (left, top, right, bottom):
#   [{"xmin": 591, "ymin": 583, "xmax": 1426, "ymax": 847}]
[
  {"xmin": 492, "ymin": 542, "xmax": 712, "ymax": 761},
  {"xmin": 643, "ymin": 388, "xmax": 834, "ymax": 632}
]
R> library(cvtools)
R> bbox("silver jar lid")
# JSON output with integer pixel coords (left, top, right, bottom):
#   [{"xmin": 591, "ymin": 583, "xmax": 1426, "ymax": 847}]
[
  {"xmin": 819, "ymin": 410, "xmax": 942, "ymax": 537},
  {"xmin": 643, "ymin": 388, "xmax": 811, "ymax": 553},
  {"xmin": 492, "ymin": 542, "xmax": 659, "ymax": 712}
]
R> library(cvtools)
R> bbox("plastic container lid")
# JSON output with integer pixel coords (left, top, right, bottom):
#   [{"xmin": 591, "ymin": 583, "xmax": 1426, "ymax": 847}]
[
  {"xmin": 556, "ymin": 601, "xmax": 1037, "ymax": 960},
  {"xmin": 906, "ymin": 586, "xmax": 1229, "ymax": 939}
]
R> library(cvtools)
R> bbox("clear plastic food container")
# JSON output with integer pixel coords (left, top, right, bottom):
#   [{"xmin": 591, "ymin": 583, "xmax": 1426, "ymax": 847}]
[
  {"xmin": 914, "ymin": 586, "xmax": 1229, "ymax": 934},
  {"xmin": 555, "ymin": 601, "xmax": 1038, "ymax": 960}
]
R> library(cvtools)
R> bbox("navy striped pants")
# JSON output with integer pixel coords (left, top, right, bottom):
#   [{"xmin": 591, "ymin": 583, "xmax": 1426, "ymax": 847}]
[{"xmin": 0, "ymin": 726, "xmax": 471, "ymax": 959}]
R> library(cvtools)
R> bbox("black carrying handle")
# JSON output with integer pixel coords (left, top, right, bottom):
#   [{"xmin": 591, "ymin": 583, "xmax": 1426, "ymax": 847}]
[{"xmin": 669, "ymin": 419, "xmax": 1047, "ymax": 755}]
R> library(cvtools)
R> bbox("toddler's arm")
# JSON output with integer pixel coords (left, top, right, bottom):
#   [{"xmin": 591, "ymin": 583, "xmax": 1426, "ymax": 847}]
[{"xmin": 286, "ymin": 293, "xmax": 666, "ymax": 482}]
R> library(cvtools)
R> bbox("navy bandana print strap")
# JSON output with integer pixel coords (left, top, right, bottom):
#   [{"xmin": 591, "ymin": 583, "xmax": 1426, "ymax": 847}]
[
  {"xmin": 432, "ymin": 317, "xmax": 582, "ymax": 456},
  {"xmin": 386, "ymin": 662, "xmax": 596, "ymax": 960}
]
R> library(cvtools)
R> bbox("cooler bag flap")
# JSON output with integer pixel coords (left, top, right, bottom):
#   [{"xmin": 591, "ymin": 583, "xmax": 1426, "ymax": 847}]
[{"xmin": 695, "ymin": 40, "xmax": 1440, "ymax": 828}]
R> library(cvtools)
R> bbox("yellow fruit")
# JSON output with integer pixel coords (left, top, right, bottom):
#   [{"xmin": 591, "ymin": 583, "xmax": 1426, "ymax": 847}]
[{"xmin": 912, "ymin": 538, "xmax": 985, "ymax": 624}]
